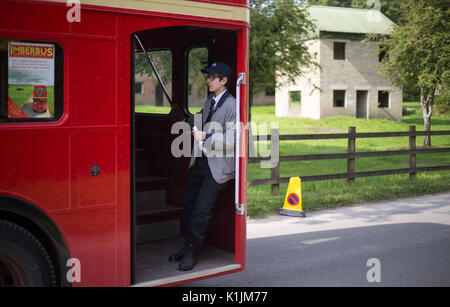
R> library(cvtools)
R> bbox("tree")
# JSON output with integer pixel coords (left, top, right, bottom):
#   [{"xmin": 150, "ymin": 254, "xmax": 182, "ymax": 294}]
[
  {"xmin": 372, "ymin": 0, "xmax": 449, "ymax": 146},
  {"xmin": 378, "ymin": 0, "xmax": 402, "ymax": 25},
  {"xmin": 249, "ymin": 0, "xmax": 319, "ymax": 110},
  {"xmin": 135, "ymin": 50, "xmax": 172, "ymax": 85}
]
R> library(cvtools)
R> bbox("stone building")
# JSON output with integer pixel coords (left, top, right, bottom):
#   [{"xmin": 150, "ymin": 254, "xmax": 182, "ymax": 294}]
[{"xmin": 275, "ymin": 6, "xmax": 403, "ymax": 121}]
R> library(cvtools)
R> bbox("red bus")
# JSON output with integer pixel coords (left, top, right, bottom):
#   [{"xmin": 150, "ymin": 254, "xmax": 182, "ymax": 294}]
[
  {"xmin": 32, "ymin": 85, "xmax": 48, "ymax": 113},
  {"xmin": 0, "ymin": 0, "xmax": 249, "ymax": 287}
]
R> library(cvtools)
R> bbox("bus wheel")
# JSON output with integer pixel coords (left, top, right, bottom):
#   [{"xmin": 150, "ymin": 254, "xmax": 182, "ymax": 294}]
[{"xmin": 0, "ymin": 220, "xmax": 56, "ymax": 287}]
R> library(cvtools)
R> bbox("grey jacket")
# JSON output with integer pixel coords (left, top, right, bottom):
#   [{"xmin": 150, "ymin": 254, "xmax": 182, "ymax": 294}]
[{"xmin": 189, "ymin": 94, "xmax": 236, "ymax": 184}]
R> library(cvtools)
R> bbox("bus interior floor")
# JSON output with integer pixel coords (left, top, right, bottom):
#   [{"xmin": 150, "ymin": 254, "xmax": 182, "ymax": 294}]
[{"xmin": 134, "ymin": 237, "xmax": 239, "ymax": 286}]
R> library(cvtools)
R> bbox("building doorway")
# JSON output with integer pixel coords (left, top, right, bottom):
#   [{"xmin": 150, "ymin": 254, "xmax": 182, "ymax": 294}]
[{"xmin": 356, "ymin": 90, "xmax": 368, "ymax": 119}]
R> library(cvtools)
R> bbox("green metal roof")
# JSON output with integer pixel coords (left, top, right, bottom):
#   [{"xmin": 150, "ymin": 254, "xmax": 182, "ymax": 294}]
[{"xmin": 307, "ymin": 5, "xmax": 397, "ymax": 38}]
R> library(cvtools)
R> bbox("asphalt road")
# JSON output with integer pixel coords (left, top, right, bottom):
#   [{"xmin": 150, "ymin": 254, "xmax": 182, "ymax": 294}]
[
  {"xmin": 21, "ymin": 102, "xmax": 51, "ymax": 118},
  {"xmin": 186, "ymin": 192, "xmax": 450, "ymax": 287}
]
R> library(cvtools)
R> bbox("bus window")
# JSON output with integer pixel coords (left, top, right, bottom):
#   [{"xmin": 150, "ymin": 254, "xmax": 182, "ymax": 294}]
[
  {"xmin": 187, "ymin": 47, "xmax": 208, "ymax": 114},
  {"xmin": 134, "ymin": 49, "xmax": 172, "ymax": 114},
  {"xmin": 0, "ymin": 39, "xmax": 63, "ymax": 122}
]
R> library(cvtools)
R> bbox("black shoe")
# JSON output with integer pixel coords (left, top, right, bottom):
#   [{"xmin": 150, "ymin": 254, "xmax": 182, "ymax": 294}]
[
  {"xmin": 178, "ymin": 244, "xmax": 197, "ymax": 271},
  {"xmin": 168, "ymin": 243, "xmax": 188, "ymax": 262}
]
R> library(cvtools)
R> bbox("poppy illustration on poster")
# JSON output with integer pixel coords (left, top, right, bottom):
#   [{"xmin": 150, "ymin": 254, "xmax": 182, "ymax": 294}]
[{"xmin": 8, "ymin": 42, "xmax": 55, "ymax": 118}]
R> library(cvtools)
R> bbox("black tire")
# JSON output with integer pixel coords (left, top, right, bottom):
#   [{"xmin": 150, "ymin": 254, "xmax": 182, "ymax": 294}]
[{"xmin": 0, "ymin": 220, "xmax": 56, "ymax": 287}]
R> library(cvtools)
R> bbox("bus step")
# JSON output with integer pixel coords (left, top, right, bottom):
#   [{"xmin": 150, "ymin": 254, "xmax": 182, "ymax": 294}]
[
  {"xmin": 136, "ymin": 205, "xmax": 184, "ymax": 225},
  {"xmin": 135, "ymin": 147, "xmax": 167, "ymax": 161},
  {"xmin": 135, "ymin": 176, "xmax": 169, "ymax": 192}
]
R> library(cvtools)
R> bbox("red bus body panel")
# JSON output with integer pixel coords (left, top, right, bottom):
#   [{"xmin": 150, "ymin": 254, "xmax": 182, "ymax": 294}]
[{"xmin": 0, "ymin": 0, "xmax": 248, "ymax": 286}]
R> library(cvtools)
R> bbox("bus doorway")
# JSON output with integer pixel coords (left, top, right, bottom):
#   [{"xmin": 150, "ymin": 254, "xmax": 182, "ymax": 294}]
[{"xmin": 131, "ymin": 26, "xmax": 240, "ymax": 286}]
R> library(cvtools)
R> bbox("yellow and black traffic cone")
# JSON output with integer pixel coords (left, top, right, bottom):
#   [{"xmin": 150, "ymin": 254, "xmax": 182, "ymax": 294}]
[{"xmin": 279, "ymin": 177, "xmax": 306, "ymax": 217}]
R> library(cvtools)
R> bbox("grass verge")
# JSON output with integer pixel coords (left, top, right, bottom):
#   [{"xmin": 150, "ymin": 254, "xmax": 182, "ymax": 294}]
[{"xmin": 247, "ymin": 102, "xmax": 450, "ymax": 217}]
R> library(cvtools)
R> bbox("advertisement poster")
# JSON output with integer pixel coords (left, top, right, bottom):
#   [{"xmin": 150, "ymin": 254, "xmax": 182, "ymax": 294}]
[{"xmin": 8, "ymin": 42, "xmax": 55, "ymax": 119}]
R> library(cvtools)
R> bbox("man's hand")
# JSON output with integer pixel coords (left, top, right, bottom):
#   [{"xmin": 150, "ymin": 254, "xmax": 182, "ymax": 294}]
[{"xmin": 192, "ymin": 130, "xmax": 206, "ymax": 141}]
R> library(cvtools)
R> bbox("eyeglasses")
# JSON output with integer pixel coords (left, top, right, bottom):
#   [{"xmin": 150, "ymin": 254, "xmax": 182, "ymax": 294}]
[{"xmin": 205, "ymin": 75, "xmax": 220, "ymax": 81}]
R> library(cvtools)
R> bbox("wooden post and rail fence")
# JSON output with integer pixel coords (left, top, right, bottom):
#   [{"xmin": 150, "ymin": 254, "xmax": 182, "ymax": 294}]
[{"xmin": 248, "ymin": 126, "xmax": 450, "ymax": 195}]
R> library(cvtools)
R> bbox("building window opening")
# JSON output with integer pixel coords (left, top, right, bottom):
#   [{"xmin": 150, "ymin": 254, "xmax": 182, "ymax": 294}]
[
  {"xmin": 378, "ymin": 91, "xmax": 389, "ymax": 108},
  {"xmin": 334, "ymin": 42, "xmax": 345, "ymax": 60},
  {"xmin": 333, "ymin": 90, "xmax": 345, "ymax": 107},
  {"xmin": 135, "ymin": 82, "xmax": 144, "ymax": 94},
  {"xmin": 289, "ymin": 91, "xmax": 301, "ymax": 106},
  {"xmin": 379, "ymin": 49, "xmax": 387, "ymax": 62}
]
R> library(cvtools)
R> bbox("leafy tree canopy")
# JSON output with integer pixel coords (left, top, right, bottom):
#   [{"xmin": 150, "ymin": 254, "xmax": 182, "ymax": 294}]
[
  {"xmin": 249, "ymin": 0, "xmax": 319, "ymax": 105},
  {"xmin": 371, "ymin": 0, "xmax": 449, "ymax": 145}
]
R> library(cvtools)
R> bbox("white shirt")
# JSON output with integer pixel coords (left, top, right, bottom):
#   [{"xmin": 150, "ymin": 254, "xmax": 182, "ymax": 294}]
[
  {"xmin": 212, "ymin": 89, "xmax": 227, "ymax": 109},
  {"xmin": 195, "ymin": 89, "xmax": 227, "ymax": 151}
]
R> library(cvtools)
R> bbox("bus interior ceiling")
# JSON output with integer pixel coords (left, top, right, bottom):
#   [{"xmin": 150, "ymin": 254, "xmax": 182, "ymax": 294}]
[{"xmin": 132, "ymin": 26, "xmax": 237, "ymax": 285}]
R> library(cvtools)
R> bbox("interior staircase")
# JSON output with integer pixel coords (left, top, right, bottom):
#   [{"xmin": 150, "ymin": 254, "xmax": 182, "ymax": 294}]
[{"xmin": 135, "ymin": 147, "xmax": 184, "ymax": 243}]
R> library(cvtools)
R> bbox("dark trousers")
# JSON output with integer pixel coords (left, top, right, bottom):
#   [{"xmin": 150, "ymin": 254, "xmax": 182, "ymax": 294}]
[{"xmin": 183, "ymin": 157, "xmax": 222, "ymax": 248}]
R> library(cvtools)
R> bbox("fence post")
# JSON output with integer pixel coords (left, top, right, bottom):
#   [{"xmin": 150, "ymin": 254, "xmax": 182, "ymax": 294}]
[
  {"xmin": 409, "ymin": 125, "xmax": 416, "ymax": 182},
  {"xmin": 347, "ymin": 126, "xmax": 356, "ymax": 184},
  {"xmin": 271, "ymin": 128, "xmax": 280, "ymax": 195}
]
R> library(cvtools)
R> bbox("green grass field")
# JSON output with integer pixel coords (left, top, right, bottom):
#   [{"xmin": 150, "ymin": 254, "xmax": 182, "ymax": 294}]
[{"xmin": 247, "ymin": 102, "xmax": 450, "ymax": 217}]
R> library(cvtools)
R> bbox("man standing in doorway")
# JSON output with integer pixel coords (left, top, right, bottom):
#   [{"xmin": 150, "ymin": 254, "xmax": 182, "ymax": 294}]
[{"xmin": 169, "ymin": 62, "xmax": 236, "ymax": 271}]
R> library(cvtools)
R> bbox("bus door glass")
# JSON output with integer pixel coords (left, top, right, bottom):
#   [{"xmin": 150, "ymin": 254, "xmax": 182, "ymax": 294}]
[{"xmin": 134, "ymin": 47, "xmax": 173, "ymax": 115}]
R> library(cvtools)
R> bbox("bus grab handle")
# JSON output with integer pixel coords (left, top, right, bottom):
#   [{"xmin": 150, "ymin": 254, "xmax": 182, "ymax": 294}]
[{"xmin": 235, "ymin": 72, "xmax": 246, "ymax": 216}]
